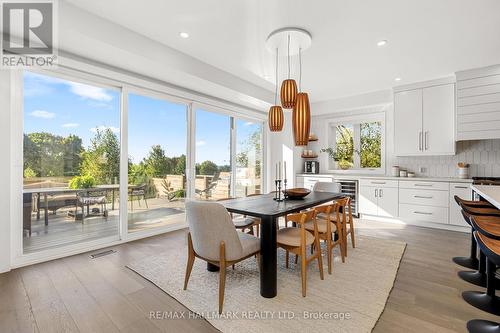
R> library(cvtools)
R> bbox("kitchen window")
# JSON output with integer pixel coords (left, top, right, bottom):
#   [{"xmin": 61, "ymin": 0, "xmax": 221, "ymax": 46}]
[{"xmin": 325, "ymin": 113, "xmax": 385, "ymax": 173}]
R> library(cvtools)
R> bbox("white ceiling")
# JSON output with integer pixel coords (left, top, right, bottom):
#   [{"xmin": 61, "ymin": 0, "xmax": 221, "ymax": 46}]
[{"xmin": 65, "ymin": 0, "xmax": 500, "ymax": 103}]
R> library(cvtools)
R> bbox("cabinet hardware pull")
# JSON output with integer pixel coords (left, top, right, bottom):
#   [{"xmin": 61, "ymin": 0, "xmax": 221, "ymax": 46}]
[
  {"xmin": 375, "ymin": 189, "xmax": 378, "ymax": 198},
  {"xmin": 414, "ymin": 211, "xmax": 433, "ymax": 215},
  {"xmin": 414, "ymin": 184, "xmax": 433, "ymax": 187},
  {"xmin": 454, "ymin": 186, "xmax": 468, "ymax": 189},
  {"xmin": 425, "ymin": 131, "xmax": 429, "ymax": 150},
  {"xmin": 414, "ymin": 195, "xmax": 433, "ymax": 199},
  {"xmin": 418, "ymin": 132, "xmax": 422, "ymax": 151},
  {"xmin": 371, "ymin": 181, "xmax": 386, "ymax": 184},
  {"xmin": 379, "ymin": 189, "xmax": 383, "ymax": 197}
]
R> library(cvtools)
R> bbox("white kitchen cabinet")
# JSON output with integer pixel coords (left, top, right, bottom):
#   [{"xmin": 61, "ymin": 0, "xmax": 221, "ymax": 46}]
[
  {"xmin": 394, "ymin": 89, "xmax": 423, "ymax": 155},
  {"xmin": 398, "ymin": 181, "xmax": 450, "ymax": 225},
  {"xmin": 394, "ymin": 79, "xmax": 455, "ymax": 156},
  {"xmin": 359, "ymin": 179, "xmax": 398, "ymax": 218},
  {"xmin": 359, "ymin": 185, "xmax": 378, "ymax": 215},
  {"xmin": 449, "ymin": 183, "xmax": 472, "ymax": 227},
  {"xmin": 377, "ymin": 187, "xmax": 399, "ymax": 217},
  {"xmin": 422, "ymin": 84, "xmax": 455, "ymax": 154}
]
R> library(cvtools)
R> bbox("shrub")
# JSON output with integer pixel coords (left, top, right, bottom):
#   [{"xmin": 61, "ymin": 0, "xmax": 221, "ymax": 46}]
[{"xmin": 69, "ymin": 175, "xmax": 96, "ymax": 189}]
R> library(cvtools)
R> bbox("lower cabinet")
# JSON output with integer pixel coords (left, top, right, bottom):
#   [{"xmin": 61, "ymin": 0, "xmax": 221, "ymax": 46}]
[
  {"xmin": 359, "ymin": 180, "xmax": 398, "ymax": 218},
  {"xmin": 398, "ymin": 180, "xmax": 449, "ymax": 225},
  {"xmin": 449, "ymin": 183, "xmax": 472, "ymax": 227}
]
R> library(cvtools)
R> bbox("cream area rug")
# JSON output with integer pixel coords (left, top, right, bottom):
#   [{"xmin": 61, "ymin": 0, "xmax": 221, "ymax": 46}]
[{"xmin": 127, "ymin": 236, "xmax": 406, "ymax": 333}]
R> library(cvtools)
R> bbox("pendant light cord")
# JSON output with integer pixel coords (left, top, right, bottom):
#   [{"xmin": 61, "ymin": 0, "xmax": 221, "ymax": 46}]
[
  {"xmin": 287, "ymin": 34, "xmax": 291, "ymax": 79},
  {"xmin": 299, "ymin": 47, "xmax": 302, "ymax": 91},
  {"xmin": 275, "ymin": 48, "xmax": 278, "ymax": 105}
]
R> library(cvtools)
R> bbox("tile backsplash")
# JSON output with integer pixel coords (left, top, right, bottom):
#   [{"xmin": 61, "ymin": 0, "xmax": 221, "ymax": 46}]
[{"xmin": 391, "ymin": 139, "xmax": 500, "ymax": 178}]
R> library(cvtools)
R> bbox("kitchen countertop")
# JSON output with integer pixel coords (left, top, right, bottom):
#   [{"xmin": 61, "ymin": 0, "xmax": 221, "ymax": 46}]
[
  {"xmin": 471, "ymin": 185, "xmax": 500, "ymax": 209},
  {"xmin": 296, "ymin": 173, "xmax": 473, "ymax": 183}
]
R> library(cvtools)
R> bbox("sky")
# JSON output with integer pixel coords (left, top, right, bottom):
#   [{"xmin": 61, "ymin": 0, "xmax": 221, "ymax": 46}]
[{"xmin": 23, "ymin": 71, "xmax": 261, "ymax": 166}]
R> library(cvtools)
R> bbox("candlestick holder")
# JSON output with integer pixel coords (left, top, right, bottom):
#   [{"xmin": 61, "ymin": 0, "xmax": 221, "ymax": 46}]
[
  {"xmin": 273, "ymin": 179, "xmax": 284, "ymax": 201},
  {"xmin": 283, "ymin": 178, "xmax": 288, "ymax": 200}
]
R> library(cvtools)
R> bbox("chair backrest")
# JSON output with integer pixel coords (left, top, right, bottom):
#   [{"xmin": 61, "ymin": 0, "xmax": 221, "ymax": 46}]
[
  {"xmin": 185, "ymin": 201, "xmax": 243, "ymax": 261},
  {"xmin": 313, "ymin": 181, "xmax": 341, "ymax": 193}
]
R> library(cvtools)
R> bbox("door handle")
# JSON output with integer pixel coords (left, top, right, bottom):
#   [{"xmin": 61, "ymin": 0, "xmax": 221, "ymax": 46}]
[
  {"xmin": 425, "ymin": 131, "xmax": 429, "ymax": 150},
  {"xmin": 375, "ymin": 189, "xmax": 378, "ymax": 198},
  {"xmin": 379, "ymin": 189, "xmax": 383, "ymax": 197},
  {"xmin": 418, "ymin": 132, "xmax": 422, "ymax": 151}
]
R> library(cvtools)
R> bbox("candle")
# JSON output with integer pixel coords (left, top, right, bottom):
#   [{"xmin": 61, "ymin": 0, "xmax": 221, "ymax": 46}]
[
  {"xmin": 279, "ymin": 161, "xmax": 281, "ymax": 180},
  {"xmin": 276, "ymin": 163, "xmax": 278, "ymax": 180},
  {"xmin": 284, "ymin": 161, "xmax": 287, "ymax": 180}
]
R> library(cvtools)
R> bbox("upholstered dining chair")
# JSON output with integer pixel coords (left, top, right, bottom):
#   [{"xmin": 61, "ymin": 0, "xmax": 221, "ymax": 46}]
[
  {"xmin": 312, "ymin": 181, "xmax": 341, "ymax": 193},
  {"xmin": 217, "ymin": 197, "xmax": 260, "ymax": 235},
  {"xmin": 183, "ymin": 201, "xmax": 260, "ymax": 314},
  {"xmin": 278, "ymin": 210, "xmax": 324, "ymax": 297}
]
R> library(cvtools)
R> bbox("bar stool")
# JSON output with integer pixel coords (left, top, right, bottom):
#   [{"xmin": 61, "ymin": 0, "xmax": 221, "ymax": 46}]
[
  {"xmin": 464, "ymin": 230, "xmax": 500, "ymax": 332},
  {"xmin": 459, "ymin": 211, "xmax": 500, "ymax": 289},
  {"xmin": 453, "ymin": 197, "xmax": 498, "ymax": 269},
  {"xmin": 462, "ymin": 229, "xmax": 500, "ymax": 316}
]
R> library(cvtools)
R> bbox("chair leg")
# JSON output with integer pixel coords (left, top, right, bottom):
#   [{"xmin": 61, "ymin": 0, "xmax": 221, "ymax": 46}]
[
  {"xmin": 256, "ymin": 224, "xmax": 260, "ymax": 237},
  {"xmin": 219, "ymin": 242, "xmax": 226, "ymax": 314},
  {"xmin": 315, "ymin": 237, "xmax": 324, "ymax": 280},
  {"xmin": 349, "ymin": 220, "xmax": 355, "ymax": 248},
  {"xmin": 144, "ymin": 196, "xmax": 148, "ymax": 208},
  {"xmin": 285, "ymin": 250, "xmax": 289, "ymax": 268},
  {"xmin": 183, "ymin": 233, "xmax": 195, "ymax": 290},
  {"xmin": 295, "ymin": 254, "xmax": 299, "ymax": 265},
  {"xmin": 327, "ymin": 241, "xmax": 333, "ymax": 275},
  {"xmin": 301, "ymin": 247, "xmax": 307, "ymax": 297}
]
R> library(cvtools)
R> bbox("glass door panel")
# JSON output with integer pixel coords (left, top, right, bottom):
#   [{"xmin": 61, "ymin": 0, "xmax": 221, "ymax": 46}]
[
  {"xmin": 22, "ymin": 71, "xmax": 120, "ymax": 253},
  {"xmin": 195, "ymin": 109, "xmax": 231, "ymax": 200},
  {"xmin": 235, "ymin": 120, "xmax": 262, "ymax": 197},
  {"xmin": 127, "ymin": 93, "xmax": 187, "ymax": 232}
]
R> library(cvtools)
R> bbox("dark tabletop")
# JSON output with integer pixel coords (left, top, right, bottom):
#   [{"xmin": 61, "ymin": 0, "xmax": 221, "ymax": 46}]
[{"xmin": 220, "ymin": 191, "xmax": 343, "ymax": 218}]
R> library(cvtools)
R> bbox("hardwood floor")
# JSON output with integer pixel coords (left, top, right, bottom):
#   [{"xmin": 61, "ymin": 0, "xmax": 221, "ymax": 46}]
[{"xmin": 1, "ymin": 219, "xmax": 498, "ymax": 332}]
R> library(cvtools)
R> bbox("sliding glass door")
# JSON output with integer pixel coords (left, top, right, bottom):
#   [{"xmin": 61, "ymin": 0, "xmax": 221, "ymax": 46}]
[
  {"xmin": 194, "ymin": 109, "xmax": 231, "ymax": 200},
  {"xmin": 127, "ymin": 92, "xmax": 187, "ymax": 232},
  {"xmin": 22, "ymin": 71, "xmax": 120, "ymax": 253},
  {"xmin": 235, "ymin": 119, "xmax": 263, "ymax": 197}
]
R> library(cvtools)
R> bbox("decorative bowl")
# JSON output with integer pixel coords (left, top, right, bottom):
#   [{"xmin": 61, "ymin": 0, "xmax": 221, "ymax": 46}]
[{"xmin": 283, "ymin": 188, "xmax": 311, "ymax": 199}]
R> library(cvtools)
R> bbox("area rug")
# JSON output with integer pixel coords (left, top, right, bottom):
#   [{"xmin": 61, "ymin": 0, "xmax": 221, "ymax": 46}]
[{"xmin": 127, "ymin": 236, "xmax": 406, "ymax": 332}]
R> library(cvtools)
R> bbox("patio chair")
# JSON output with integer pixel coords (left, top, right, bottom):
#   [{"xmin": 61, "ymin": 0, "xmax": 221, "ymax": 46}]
[
  {"xmin": 76, "ymin": 189, "xmax": 108, "ymax": 223},
  {"xmin": 195, "ymin": 172, "xmax": 220, "ymax": 199},
  {"xmin": 129, "ymin": 184, "xmax": 148, "ymax": 211}
]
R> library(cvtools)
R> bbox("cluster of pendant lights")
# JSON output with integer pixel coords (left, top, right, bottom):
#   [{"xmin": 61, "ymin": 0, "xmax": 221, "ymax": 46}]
[{"xmin": 268, "ymin": 34, "xmax": 311, "ymax": 146}]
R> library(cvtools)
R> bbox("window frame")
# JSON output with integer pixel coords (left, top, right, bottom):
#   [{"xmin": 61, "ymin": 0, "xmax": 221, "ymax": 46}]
[
  {"xmin": 325, "ymin": 112, "xmax": 386, "ymax": 175},
  {"xmin": 11, "ymin": 61, "xmax": 267, "ymax": 267}
]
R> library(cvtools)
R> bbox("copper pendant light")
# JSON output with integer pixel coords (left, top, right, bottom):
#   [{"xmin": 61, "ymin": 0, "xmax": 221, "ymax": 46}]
[
  {"xmin": 268, "ymin": 48, "xmax": 284, "ymax": 132},
  {"xmin": 292, "ymin": 48, "xmax": 311, "ymax": 146},
  {"xmin": 280, "ymin": 34, "xmax": 297, "ymax": 109}
]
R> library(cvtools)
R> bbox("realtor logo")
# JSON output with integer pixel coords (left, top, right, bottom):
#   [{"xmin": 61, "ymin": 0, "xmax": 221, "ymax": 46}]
[{"xmin": 1, "ymin": 0, "xmax": 57, "ymax": 68}]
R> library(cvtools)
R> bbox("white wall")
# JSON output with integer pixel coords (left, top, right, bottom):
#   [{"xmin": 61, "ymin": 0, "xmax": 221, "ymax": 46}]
[{"xmin": 0, "ymin": 71, "xmax": 12, "ymax": 273}]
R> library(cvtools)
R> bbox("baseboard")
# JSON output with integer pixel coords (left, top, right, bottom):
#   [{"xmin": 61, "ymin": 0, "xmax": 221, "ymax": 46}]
[{"xmin": 359, "ymin": 214, "xmax": 469, "ymax": 233}]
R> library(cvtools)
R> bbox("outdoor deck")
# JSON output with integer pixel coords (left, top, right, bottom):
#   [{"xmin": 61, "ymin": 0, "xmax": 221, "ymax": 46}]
[{"xmin": 23, "ymin": 197, "xmax": 186, "ymax": 254}]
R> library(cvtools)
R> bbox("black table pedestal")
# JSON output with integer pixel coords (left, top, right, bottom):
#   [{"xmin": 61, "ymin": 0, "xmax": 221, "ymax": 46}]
[
  {"xmin": 206, "ymin": 262, "xmax": 220, "ymax": 272},
  {"xmin": 467, "ymin": 319, "xmax": 500, "ymax": 333},
  {"xmin": 260, "ymin": 216, "xmax": 277, "ymax": 298}
]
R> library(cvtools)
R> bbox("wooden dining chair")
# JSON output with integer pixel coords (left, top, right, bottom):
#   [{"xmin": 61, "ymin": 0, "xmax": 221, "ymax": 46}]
[
  {"xmin": 184, "ymin": 201, "xmax": 260, "ymax": 314},
  {"xmin": 278, "ymin": 210, "xmax": 324, "ymax": 297},
  {"xmin": 306, "ymin": 203, "xmax": 345, "ymax": 274},
  {"xmin": 245, "ymin": 193, "xmax": 263, "ymax": 236}
]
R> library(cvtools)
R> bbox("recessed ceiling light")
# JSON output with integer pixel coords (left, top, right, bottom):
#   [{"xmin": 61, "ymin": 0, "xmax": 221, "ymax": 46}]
[
  {"xmin": 395, "ymin": 77, "xmax": 402, "ymax": 82},
  {"xmin": 377, "ymin": 40, "xmax": 388, "ymax": 47},
  {"xmin": 179, "ymin": 32, "xmax": 190, "ymax": 39}
]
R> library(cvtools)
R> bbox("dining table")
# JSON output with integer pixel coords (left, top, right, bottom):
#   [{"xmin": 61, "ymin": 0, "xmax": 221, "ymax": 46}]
[{"xmin": 219, "ymin": 191, "xmax": 343, "ymax": 298}]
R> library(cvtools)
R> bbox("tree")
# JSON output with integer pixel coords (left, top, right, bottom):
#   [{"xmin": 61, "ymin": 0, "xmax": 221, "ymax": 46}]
[
  {"xmin": 143, "ymin": 145, "xmax": 171, "ymax": 177},
  {"xmin": 80, "ymin": 128, "xmax": 120, "ymax": 184},
  {"xmin": 171, "ymin": 154, "xmax": 186, "ymax": 175},
  {"xmin": 360, "ymin": 122, "xmax": 382, "ymax": 168},
  {"xmin": 23, "ymin": 132, "xmax": 83, "ymax": 178},
  {"xmin": 235, "ymin": 129, "xmax": 262, "ymax": 176},
  {"xmin": 198, "ymin": 160, "xmax": 218, "ymax": 175}
]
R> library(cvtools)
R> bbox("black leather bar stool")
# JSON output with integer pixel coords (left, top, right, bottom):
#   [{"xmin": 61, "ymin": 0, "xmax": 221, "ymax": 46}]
[
  {"xmin": 463, "ymin": 229, "xmax": 500, "ymax": 316},
  {"xmin": 453, "ymin": 197, "xmax": 498, "ymax": 270},
  {"xmin": 464, "ymin": 227, "xmax": 500, "ymax": 332},
  {"xmin": 459, "ymin": 212, "xmax": 500, "ymax": 289}
]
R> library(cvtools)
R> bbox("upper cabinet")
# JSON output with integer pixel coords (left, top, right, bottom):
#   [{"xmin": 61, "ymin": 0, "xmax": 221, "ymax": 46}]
[
  {"xmin": 394, "ymin": 78, "xmax": 455, "ymax": 156},
  {"xmin": 456, "ymin": 65, "xmax": 500, "ymax": 141}
]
